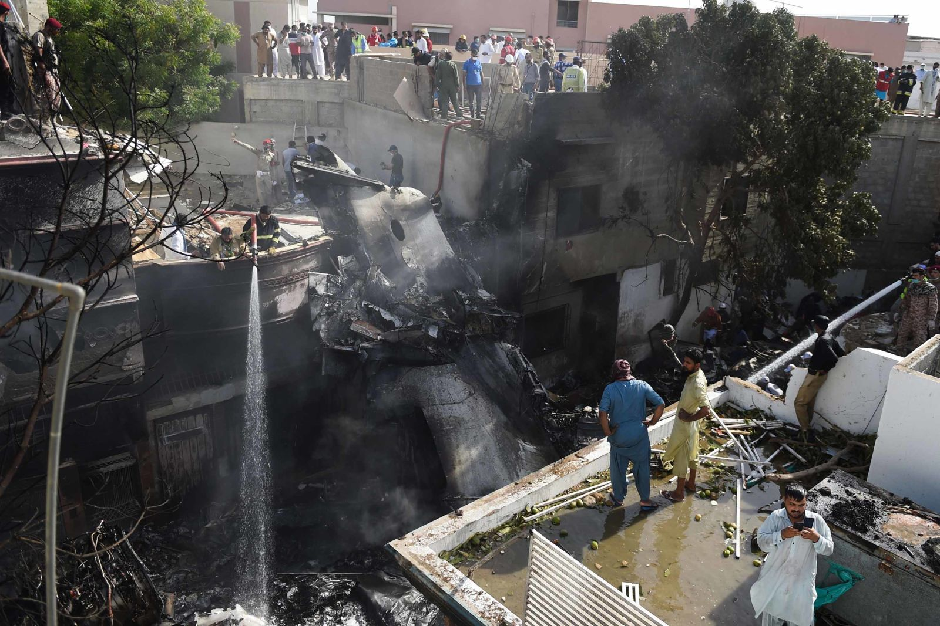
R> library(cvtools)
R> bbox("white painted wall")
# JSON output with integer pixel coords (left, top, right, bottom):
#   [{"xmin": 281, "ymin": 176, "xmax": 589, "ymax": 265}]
[
  {"xmin": 616, "ymin": 263, "xmax": 675, "ymax": 363},
  {"xmin": 869, "ymin": 337, "xmax": 940, "ymax": 513},
  {"xmin": 723, "ymin": 347, "xmax": 901, "ymax": 435}
]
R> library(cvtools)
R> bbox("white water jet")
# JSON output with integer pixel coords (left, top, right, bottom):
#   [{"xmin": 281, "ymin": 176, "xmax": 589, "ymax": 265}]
[
  {"xmin": 237, "ymin": 266, "xmax": 272, "ymax": 616},
  {"xmin": 748, "ymin": 279, "xmax": 903, "ymax": 383}
]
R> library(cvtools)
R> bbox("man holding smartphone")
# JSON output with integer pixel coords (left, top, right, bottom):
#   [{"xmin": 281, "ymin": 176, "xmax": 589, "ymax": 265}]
[{"xmin": 751, "ymin": 484, "xmax": 834, "ymax": 626}]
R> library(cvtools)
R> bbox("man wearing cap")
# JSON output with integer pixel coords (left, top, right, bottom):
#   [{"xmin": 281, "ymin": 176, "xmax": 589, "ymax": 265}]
[
  {"xmin": 319, "ymin": 24, "xmax": 336, "ymax": 77},
  {"xmin": 414, "ymin": 29, "xmax": 429, "ymax": 54},
  {"xmin": 32, "ymin": 17, "xmax": 63, "ymax": 115},
  {"xmin": 436, "ymin": 49, "xmax": 461, "ymax": 119},
  {"xmin": 897, "ymin": 265, "xmax": 938, "ymax": 351},
  {"xmin": 463, "ymin": 49, "xmax": 484, "ymax": 119},
  {"xmin": 494, "ymin": 54, "xmax": 520, "ymax": 93},
  {"xmin": 599, "ymin": 359, "xmax": 665, "ymax": 511},
  {"xmin": 243, "ymin": 205, "xmax": 280, "ymax": 254},
  {"xmin": 553, "ymin": 52, "xmax": 571, "ymax": 92},
  {"xmin": 233, "ymin": 136, "xmax": 279, "ymax": 206},
  {"xmin": 794, "ymin": 316, "xmax": 845, "ymax": 441},
  {"xmin": 381, "ymin": 145, "xmax": 404, "ymax": 189},
  {"xmin": 251, "ymin": 23, "xmax": 277, "ymax": 77},
  {"xmin": 455, "ymin": 35, "xmax": 469, "ymax": 53},
  {"xmin": 210, "ymin": 227, "xmax": 249, "ymax": 270},
  {"xmin": 499, "ymin": 35, "xmax": 515, "ymax": 65},
  {"xmin": 367, "ymin": 26, "xmax": 380, "ymax": 47},
  {"xmin": 562, "ymin": 56, "xmax": 588, "ymax": 92}
]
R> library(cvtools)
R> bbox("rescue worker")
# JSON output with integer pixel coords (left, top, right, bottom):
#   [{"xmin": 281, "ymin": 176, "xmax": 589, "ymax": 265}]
[
  {"xmin": 751, "ymin": 483, "xmax": 833, "ymax": 626},
  {"xmin": 319, "ymin": 24, "xmax": 336, "ymax": 76},
  {"xmin": 351, "ymin": 29, "xmax": 368, "ymax": 55},
  {"xmin": 494, "ymin": 53, "xmax": 520, "ymax": 93},
  {"xmin": 251, "ymin": 23, "xmax": 277, "ymax": 77},
  {"xmin": 334, "ymin": 24, "xmax": 353, "ymax": 80},
  {"xmin": 693, "ymin": 305, "xmax": 723, "ymax": 347},
  {"xmin": 233, "ymin": 136, "xmax": 279, "ymax": 206},
  {"xmin": 436, "ymin": 49, "xmax": 461, "ymax": 119},
  {"xmin": 455, "ymin": 35, "xmax": 469, "ymax": 53},
  {"xmin": 893, "ymin": 64, "xmax": 916, "ymax": 113},
  {"xmin": 649, "ymin": 321, "xmax": 682, "ymax": 370},
  {"xmin": 210, "ymin": 226, "xmax": 249, "ymax": 270},
  {"xmin": 598, "ymin": 359, "xmax": 665, "ymax": 511},
  {"xmin": 366, "ymin": 26, "xmax": 380, "ymax": 47},
  {"xmin": 243, "ymin": 205, "xmax": 280, "ymax": 253},
  {"xmin": 381, "ymin": 144, "xmax": 404, "ymax": 189},
  {"xmin": 661, "ymin": 348, "xmax": 709, "ymax": 502},
  {"xmin": 499, "ymin": 34, "xmax": 515, "ymax": 64},
  {"xmin": 875, "ymin": 65, "xmax": 891, "ymax": 101},
  {"xmin": 32, "ymin": 17, "xmax": 63, "ymax": 116},
  {"xmin": 794, "ymin": 316, "xmax": 845, "ymax": 441},
  {"xmin": 897, "ymin": 265, "xmax": 938, "ymax": 350},
  {"xmin": 561, "ymin": 56, "xmax": 587, "ymax": 92}
]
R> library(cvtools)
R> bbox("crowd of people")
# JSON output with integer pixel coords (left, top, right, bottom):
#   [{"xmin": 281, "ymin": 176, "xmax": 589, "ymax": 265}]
[
  {"xmin": 874, "ymin": 61, "xmax": 940, "ymax": 116},
  {"xmin": 252, "ymin": 20, "xmax": 378, "ymax": 81}
]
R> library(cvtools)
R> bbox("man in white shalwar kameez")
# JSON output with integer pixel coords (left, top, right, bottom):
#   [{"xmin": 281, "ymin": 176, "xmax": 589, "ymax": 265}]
[
  {"xmin": 312, "ymin": 26, "xmax": 326, "ymax": 79},
  {"xmin": 751, "ymin": 483, "xmax": 834, "ymax": 626},
  {"xmin": 920, "ymin": 62, "xmax": 939, "ymax": 117}
]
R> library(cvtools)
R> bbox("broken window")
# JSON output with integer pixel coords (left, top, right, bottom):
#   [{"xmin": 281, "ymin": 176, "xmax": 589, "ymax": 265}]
[
  {"xmin": 556, "ymin": 184, "xmax": 602, "ymax": 238},
  {"xmin": 661, "ymin": 259, "xmax": 677, "ymax": 296},
  {"xmin": 557, "ymin": 1, "xmax": 580, "ymax": 28},
  {"xmin": 720, "ymin": 176, "xmax": 750, "ymax": 218},
  {"xmin": 523, "ymin": 305, "xmax": 569, "ymax": 356}
]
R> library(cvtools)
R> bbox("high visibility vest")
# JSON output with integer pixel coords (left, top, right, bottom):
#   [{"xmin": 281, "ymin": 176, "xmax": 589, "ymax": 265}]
[{"xmin": 561, "ymin": 66, "xmax": 586, "ymax": 92}]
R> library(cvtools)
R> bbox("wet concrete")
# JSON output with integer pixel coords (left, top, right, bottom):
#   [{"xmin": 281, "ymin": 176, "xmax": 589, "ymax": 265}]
[{"xmin": 462, "ymin": 474, "xmax": 781, "ymax": 625}]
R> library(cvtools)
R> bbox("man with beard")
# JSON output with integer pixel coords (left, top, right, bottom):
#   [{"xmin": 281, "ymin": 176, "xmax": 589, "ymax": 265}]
[
  {"xmin": 598, "ymin": 360, "xmax": 664, "ymax": 512},
  {"xmin": 661, "ymin": 348, "xmax": 709, "ymax": 502},
  {"xmin": 751, "ymin": 483, "xmax": 833, "ymax": 626}
]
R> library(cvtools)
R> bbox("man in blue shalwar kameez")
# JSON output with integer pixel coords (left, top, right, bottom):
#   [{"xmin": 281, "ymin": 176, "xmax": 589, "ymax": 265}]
[{"xmin": 598, "ymin": 359, "xmax": 665, "ymax": 511}]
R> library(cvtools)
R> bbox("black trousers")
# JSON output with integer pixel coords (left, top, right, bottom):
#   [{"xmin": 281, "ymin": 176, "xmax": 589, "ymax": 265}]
[{"xmin": 893, "ymin": 93, "xmax": 910, "ymax": 111}]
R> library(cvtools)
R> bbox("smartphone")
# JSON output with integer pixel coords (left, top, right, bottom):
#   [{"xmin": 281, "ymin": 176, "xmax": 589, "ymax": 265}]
[{"xmin": 793, "ymin": 518, "xmax": 814, "ymax": 531}]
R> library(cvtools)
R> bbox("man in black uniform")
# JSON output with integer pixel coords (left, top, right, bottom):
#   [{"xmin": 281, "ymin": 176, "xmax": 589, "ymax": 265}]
[
  {"xmin": 793, "ymin": 315, "xmax": 844, "ymax": 441},
  {"xmin": 243, "ymin": 205, "xmax": 280, "ymax": 254}
]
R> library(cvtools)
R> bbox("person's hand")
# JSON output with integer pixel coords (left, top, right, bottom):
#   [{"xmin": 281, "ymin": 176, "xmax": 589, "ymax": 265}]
[
  {"xmin": 216, "ymin": 261, "xmax": 225, "ymax": 270},
  {"xmin": 643, "ymin": 417, "xmax": 659, "ymax": 428},
  {"xmin": 781, "ymin": 526, "xmax": 801, "ymax": 540},
  {"xmin": 268, "ymin": 248, "xmax": 277, "ymax": 255},
  {"xmin": 800, "ymin": 528, "xmax": 820, "ymax": 543}
]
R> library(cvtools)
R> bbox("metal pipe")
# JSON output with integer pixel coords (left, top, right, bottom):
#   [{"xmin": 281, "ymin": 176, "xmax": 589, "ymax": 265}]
[
  {"xmin": 522, "ymin": 481, "xmax": 613, "ymax": 522},
  {"xmin": 207, "ymin": 209, "xmax": 321, "ymax": 226},
  {"xmin": 532, "ymin": 480, "xmax": 613, "ymax": 509},
  {"xmin": 204, "ymin": 215, "xmax": 223, "ymax": 233},
  {"xmin": 432, "ymin": 120, "xmax": 475, "ymax": 200},
  {"xmin": 735, "ymin": 469, "xmax": 742, "ymax": 560},
  {"xmin": 0, "ymin": 268, "xmax": 86, "ymax": 626}
]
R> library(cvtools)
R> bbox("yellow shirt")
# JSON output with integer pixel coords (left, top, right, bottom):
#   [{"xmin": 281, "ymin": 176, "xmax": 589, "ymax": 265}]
[{"xmin": 663, "ymin": 369, "xmax": 708, "ymax": 464}]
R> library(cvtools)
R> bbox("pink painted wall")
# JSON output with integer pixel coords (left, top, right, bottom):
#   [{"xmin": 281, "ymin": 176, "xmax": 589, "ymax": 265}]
[
  {"xmin": 793, "ymin": 16, "xmax": 908, "ymax": 66},
  {"xmin": 314, "ymin": 1, "xmax": 908, "ymax": 64}
]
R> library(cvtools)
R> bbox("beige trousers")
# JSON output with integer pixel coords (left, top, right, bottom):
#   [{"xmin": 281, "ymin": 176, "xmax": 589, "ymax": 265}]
[{"xmin": 793, "ymin": 372, "xmax": 827, "ymax": 430}]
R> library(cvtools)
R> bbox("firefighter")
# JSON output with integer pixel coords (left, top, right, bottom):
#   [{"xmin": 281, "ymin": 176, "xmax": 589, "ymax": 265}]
[
  {"xmin": 243, "ymin": 205, "xmax": 280, "ymax": 254},
  {"xmin": 233, "ymin": 137, "xmax": 280, "ymax": 206},
  {"xmin": 561, "ymin": 56, "xmax": 588, "ymax": 92},
  {"xmin": 209, "ymin": 226, "xmax": 249, "ymax": 270}
]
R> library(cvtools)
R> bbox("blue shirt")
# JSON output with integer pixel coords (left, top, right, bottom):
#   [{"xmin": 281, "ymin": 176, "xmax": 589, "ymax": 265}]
[
  {"xmin": 463, "ymin": 58, "xmax": 483, "ymax": 86},
  {"xmin": 599, "ymin": 379, "xmax": 664, "ymax": 448},
  {"xmin": 282, "ymin": 147, "xmax": 298, "ymax": 171}
]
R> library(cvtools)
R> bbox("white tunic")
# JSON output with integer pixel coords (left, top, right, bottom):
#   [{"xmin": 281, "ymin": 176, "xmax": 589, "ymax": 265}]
[{"xmin": 750, "ymin": 508, "xmax": 834, "ymax": 626}]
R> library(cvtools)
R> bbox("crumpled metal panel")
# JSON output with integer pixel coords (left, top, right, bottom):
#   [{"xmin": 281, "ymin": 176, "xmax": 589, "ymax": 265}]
[{"xmin": 525, "ymin": 531, "xmax": 668, "ymax": 626}]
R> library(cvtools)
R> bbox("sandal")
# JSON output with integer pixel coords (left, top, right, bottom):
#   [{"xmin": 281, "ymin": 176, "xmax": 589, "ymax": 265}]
[
  {"xmin": 660, "ymin": 489, "xmax": 684, "ymax": 503},
  {"xmin": 607, "ymin": 496, "xmax": 624, "ymax": 507},
  {"xmin": 640, "ymin": 502, "xmax": 659, "ymax": 512}
]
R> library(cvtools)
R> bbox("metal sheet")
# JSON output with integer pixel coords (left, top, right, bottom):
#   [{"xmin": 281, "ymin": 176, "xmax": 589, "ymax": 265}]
[{"xmin": 525, "ymin": 531, "xmax": 668, "ymax": 626}]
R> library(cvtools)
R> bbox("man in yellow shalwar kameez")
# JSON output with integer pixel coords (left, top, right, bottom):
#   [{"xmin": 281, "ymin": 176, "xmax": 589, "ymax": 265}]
[{"xmin": 662, "ymin": 347, "xmax": 709, "ymax": 502}]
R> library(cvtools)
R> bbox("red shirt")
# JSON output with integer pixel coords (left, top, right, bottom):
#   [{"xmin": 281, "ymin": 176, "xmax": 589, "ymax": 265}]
[
  {"xmin": 289, "ymin": 40, "xmax": 300, "ymax": 55},
  {"xmin": 876, "ymin": 70, "xmax": 891, "ymax": 92},
  {"xmin": 695, "ymin": 307, "xmax": 722, "ymax": 330},
  {"xmin": 500, "ymin": 44, "xmax": 515, "ymax": 64},
  {"xmin": 367, "ymin": 34, "xmax": 380, "ymax": 46}
]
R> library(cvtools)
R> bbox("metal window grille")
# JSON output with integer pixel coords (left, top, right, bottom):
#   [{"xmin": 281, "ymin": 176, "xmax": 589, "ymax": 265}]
[{"xmin": 524, "ymin": 531, "xmax": 669, "ymax": 626}]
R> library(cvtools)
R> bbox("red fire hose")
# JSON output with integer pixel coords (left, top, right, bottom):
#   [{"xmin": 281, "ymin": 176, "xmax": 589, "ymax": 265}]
[
  {"xmin": 208, "ymin": 208, "xmax": 321, "ymax": 226},
  {"xmin": 432, "ymin": 119, "xmax": 476, "ymax": 202}
]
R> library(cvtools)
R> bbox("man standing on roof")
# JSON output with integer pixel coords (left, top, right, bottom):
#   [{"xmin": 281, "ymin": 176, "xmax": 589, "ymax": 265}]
[
  {"xmin": 494, "ymin": 54, "xmax": 520, "ymax": 93},
  {"xmin": 251, "ymin": 23, "xmax": 277, "ymax": 77},
  {"xmin": 367, "ymin": 26, "xmax": 380, "ymax": 47},
  {"xmin": 794, "ymin": 315, "xmax": 845, "ymax": 442},
  {"xmin": 661, "ymin": 348, "xmax": 709, "ymax": 503},
  {"xmin": 282, "ymin": 140, "xmax": 300, "ymax": 198},
  {"xmin": 244, "ymin": 205, "xmax": 280, "ymax": 254},
  {"xmin": 233, "ymin": 136, "xmax": 279, "ymax": 206},
  {"xmin": 32, "ymin": 17, "xmax": 63, "ymax": 116},
  {"xmin": 561, "ymin": 56, "xmax": 588, "ymax": 92},
  {"xmin": 436, "ymin": 49, "xmax": 461, "ymax": 119},
  {"xmin": 480, "ymin": 34, "xmax": 496, "ymax": 64},
  {"xmin": 381, "ymin": 145, "xmax": 404, "ymax": 189},
  {"xmin": 897, "ymin": 265, "xmax": 938, "ymax": 350},
  {"xmin": 210, "ymin": 226, "xmax": 249, "ymax": 270},
  {"xmin": 751, "ymin": 483, "xmax": 833, "ymax": 626},
  {"xmin": 599, "ymin": 359, "xmax": 665, "ymax": 511},
  {"xmin": 320, "ymin": 23, "xmax": 336, "ymax": 77},
  {"xmin": 463, "ymin": 48, "xmax": 484, "ymax": 119},
  {"xmin": 499, "ymin": 35, "xmax": 515, "ymax": 65},
  {"xmin": 553, "ymin": 52, "xmax": 571, "ymax": 92},
  {"xmin": 455, "ymin": 35, "xmax": 469, "ymax": 53}
]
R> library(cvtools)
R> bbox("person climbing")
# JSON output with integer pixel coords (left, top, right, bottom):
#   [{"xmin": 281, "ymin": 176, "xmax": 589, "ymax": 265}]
[
  {"xmin": 243, "ymin": 205, "xmax": 280, "ymax": 253},
  {"xmin": 661, "ymin": 348, "xmax": 709, "ymax": 502},
  {"xmin": 233, "ymin": 136, "xmax": 279, "ymax": 206},
  {"xmin": 598, "ymin": 359, "xmax": 665, "ymax": 511},
  {"xmin": 209, "ymin": 226, "xmax": 249, "ymax": 270},
  {"xmin": 751, "ymin": 483, "xmax": 834, "ymax": 626},
  {"xmin": 793, "ymin": 315, "xmax": 844, "ymax": 441},
  {"xmin": 896, "ymin": 265, "xmax": 938, "ymax": 350}
]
